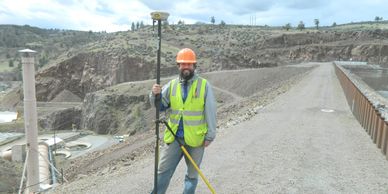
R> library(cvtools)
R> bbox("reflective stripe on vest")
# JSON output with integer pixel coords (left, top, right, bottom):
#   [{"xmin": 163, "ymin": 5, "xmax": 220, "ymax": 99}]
[{"xmin": 164, "ymin": 77, "xmax": 208, "ymax": 147}]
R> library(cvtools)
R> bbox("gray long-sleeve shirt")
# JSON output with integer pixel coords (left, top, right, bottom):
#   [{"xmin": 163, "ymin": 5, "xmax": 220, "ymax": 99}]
[{"xmin": 149, "ymin": 74, "xmax": 217, "ymax": 141}]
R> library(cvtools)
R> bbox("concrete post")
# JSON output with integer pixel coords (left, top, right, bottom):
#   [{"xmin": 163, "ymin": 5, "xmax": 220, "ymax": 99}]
[{"xmin": 19, "ymin": 49, "xmax": 40, "ymax": 193}]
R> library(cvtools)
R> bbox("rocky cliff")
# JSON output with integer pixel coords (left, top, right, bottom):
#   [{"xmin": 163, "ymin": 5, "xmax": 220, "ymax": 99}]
[
  {"xmin": 35, "ymin": 50, "xmax": 158, "ymax": 102},
  {"xmin": 81, "ymin": 80, "xmax": 155, "ymax": 135}
]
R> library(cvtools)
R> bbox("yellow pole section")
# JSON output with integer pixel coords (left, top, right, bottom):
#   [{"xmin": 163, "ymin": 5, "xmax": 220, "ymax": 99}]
[{"xmin": 180, "ymin": 146, "xmax": 216, "ymax": 194}]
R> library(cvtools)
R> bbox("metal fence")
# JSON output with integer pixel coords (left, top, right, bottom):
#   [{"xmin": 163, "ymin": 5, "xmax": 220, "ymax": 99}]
[{"xmin": 334, "ymin": 62, "xmax": 388, "ymax": 158}]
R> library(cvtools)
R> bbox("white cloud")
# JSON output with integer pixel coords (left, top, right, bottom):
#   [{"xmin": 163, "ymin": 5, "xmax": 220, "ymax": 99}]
[{"xmin": 0, "ymin": 0, "xmax": 387, "ymax": 31}]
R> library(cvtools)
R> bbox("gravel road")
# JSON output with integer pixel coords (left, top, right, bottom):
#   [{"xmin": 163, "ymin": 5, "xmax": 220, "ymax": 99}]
[{"xmin": 50, "ymin": 63, "xmax": 388, "ymax": 194}]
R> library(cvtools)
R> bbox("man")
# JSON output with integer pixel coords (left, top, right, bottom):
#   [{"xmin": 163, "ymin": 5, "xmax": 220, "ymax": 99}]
[{"xmin": 150, "ymin": 48, "xmax": 217, "ymax": 194}]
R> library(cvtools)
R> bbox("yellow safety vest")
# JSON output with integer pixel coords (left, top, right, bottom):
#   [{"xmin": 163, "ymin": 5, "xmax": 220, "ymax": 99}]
[{"xmin": 164, "ymin": 77, "xmax": 208, "ymax": 147}]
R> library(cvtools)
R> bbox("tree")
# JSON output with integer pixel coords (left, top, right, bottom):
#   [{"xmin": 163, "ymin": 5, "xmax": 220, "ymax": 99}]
[
  {"xmin": 178, "ymin": 20, "xmax": 185, "ymax": 25},
  {"xmin": 284, "ymin": 23, "xmax": 292, "ymax": 31},
  {"xmin": 163, "ymin": 21, "xmax": 169, "ymax": 29},
  {"xmin": 314, "ymin": 19, "xmax": 319, "ymax": 29},
  {"xmin": 211, "ymin": 16, "xmax": 215, "ymax": 25},
  {"xmin": 136, "ymin": 22, "xmax": 140, "ymax": 30},
  {"xmin": 140, "ymin": 21, "xmax": 145, "ymax": 28},
  {"xmin": 220, "ymin": 20, "xmax": 226, "ymax": 27},
  {"xmin": 131, "ymin": 22, "xmax": 135, "ymax": 31},
  {"xmin": 297, "ymin": 21, "xmax": 305, "ymax": 31},
  {"xmin": 375, "ymin": 16, "xmax": 383, "ymax": 22},
  {"xmin": 39, "ymin": 55, "xmax": 48, "ymax": 67},
  {"xmin": 332, "ymin": 22, "xmax": 337, "ymax": 27}
]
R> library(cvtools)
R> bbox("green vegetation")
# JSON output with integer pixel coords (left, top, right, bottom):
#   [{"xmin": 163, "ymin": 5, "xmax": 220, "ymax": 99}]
[
  {"xmin": 283, "ymin": 23, "xmax": 292, "ymax": 31},
  {"xmin": 0, "ymin": 24, "xmax": 107, "ymax": 73},
  {"xmin": 211, "ymin": 16, "xmax": 215, "ymax": 25},
  {"xmin": 0, "ymin": 120, "xmax": 24, "ymax": 132},
  {"xmin": 220, "ymin": 20, "xmax": 226, "ymax": 27},
  {"xmin": 375, "ymin": 16, "xmax": 383, "ymax": 22},
  {"xmin": 314, "ymin": 19, "xmax": 319, "ymax": 29},
  {"xmin": 297, "ymin": 21, "xmax": 305, "ymax": 31}
]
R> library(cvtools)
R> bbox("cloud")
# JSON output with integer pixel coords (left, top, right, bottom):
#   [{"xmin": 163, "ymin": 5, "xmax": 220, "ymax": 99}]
[
  {"xmin": 0, "ymin": 0, "xmax": 387, "ymax": 31},
  {"xmin": 139, "ymin": 0, "xmax": 180, "ymax": 11},
  {"xmin": 0, "ymin": 0, "xmax": 153, "ymax": 32},
  {"xmin": 209, "ymin": 0, "xmax": 275, "ymax": 15},
  {"xmin": 284, "ymin": 0, "xmax": 326, "ymax": 10}
]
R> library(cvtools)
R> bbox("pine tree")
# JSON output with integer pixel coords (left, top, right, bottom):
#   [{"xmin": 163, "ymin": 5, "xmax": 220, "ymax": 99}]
[
  {"xmin": 314, "ymin": 19, "xmax": 319, "ymax": 29},
  {"xmin": 211, "ymin": 16, "xmax": 215, "ymax": 25},
  {"xmin": 131, "ymin": 22, "xmax": 135, "ymax": 31},
  {"xmin": 297, "ymin": 21, "xmax": 305, "ymax": 31}
]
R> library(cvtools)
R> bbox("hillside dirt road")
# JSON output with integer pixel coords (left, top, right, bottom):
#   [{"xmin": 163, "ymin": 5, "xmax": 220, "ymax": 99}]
[{"xmin": 50, "ymin": 63, "xmax": 388, "ymax": 193}]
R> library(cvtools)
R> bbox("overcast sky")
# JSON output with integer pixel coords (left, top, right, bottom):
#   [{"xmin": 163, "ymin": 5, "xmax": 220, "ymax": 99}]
[{"xmin": 0, "ymin": 0, "xmax": 387, "ymax": 32}]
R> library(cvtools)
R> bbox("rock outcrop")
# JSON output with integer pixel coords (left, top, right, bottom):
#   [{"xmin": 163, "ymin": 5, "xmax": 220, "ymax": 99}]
[
  {"xmin": 38, "ymin": 106, "xmax": 82, "ymax": 131},
  {"xmin": 35, "ymin": 50, "xmax": 159, "ymax": 102},
  {"xmin": 81, "ymin": 81, "xmax": 154, "ymax": 134}
]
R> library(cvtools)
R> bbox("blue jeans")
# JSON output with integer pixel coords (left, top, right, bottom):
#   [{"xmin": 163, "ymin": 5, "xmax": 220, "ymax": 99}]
[{"xmin": 151, "ymin": 138, "xmax": 205, "ymax": 194}]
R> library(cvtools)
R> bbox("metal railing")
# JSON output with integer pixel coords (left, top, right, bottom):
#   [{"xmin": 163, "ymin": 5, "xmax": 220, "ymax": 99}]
[{"xmin": 334, "ymin": 62, "xmax": 388, "ymax": 159}]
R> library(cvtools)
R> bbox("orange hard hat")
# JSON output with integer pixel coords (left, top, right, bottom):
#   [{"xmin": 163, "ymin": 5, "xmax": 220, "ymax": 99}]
[{"xmin": 176, "ymin": 48, "xmax": 196, "ymax": 63}]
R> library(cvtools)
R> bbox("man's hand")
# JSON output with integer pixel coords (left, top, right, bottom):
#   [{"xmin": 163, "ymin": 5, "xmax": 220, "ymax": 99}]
[
  {"xmin": 152, "ymin": 84, "xmax": 161, "ymax": 95},
  {"xmin": 203, "ymin": 140, "xmax": 212, "ymax": 147}
]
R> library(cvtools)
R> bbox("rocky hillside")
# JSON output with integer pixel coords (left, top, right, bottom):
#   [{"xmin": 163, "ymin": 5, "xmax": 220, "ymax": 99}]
[
  {"xmin": 1, "ymin": 24, "xmax": 388, "ymax": 133},
  {"xmin": 30, "ymin": 26, "xmax": 388, "ymax": 102},
  {"xmin": 14, "ymin": 27, "xmax": 381, "ymax": 104},
  {"xmin": 2, "ymin": 24, "xmax": 388, "ymax": 102}
]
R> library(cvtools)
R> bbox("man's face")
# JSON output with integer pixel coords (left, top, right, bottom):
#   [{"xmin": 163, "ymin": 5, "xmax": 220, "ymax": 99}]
[{"xmin": 178, "ymin": 63, "xmax": 195, "ymax": 79}]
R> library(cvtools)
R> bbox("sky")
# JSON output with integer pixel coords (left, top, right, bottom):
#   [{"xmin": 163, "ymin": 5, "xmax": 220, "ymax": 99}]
[{"xmin": 0, "ymin": 0, "xmax": 387, "ymax": 32}]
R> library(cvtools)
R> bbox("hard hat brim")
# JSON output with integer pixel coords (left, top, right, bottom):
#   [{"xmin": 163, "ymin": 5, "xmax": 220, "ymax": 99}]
[{"xmin": 177, "ymin": 60, "xmax": 196, "ymax": 63}]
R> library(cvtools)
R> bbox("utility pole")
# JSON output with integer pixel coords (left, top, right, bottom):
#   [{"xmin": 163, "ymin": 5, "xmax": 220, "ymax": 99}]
[{"xmin": 19, "ymin": 49, "xmax": 40, "ymax": 193}]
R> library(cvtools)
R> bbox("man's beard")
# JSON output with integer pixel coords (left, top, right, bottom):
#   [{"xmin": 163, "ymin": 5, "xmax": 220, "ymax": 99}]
[{"xmin": 180, "ymin": 69, "xmax": 194, "ymax": 81}]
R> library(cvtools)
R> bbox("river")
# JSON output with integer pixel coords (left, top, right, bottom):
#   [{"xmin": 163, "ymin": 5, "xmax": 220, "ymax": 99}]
[{"xmin": 0, "ymin": 111, "xmax": 17, "ymax": 123}]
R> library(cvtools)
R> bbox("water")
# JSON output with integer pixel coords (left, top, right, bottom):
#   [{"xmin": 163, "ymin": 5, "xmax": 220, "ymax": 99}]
[
  {"xmin": 350, "ymin": 68, "xmax": 388, "ymax": 99},
  {"xmin": 0, "ymin": 111, "xmax": 17, "ymax": 123}
]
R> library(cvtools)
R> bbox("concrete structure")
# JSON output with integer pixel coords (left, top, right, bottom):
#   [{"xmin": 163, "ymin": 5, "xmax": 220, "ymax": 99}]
[
  {"xmin": 19, "ymin": 49, "xmax": 40, "ymax": 193},
  {"xmin": 12, "ymin": 144, "xmax": 25, "ymax": 162}
]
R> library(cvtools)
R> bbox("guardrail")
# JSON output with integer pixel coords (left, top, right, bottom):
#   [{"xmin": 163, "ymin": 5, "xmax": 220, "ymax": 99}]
[
  {"xmin": 334, "ymin": 62, "xmax": 388, "ymax": 159},
  {"xmin": 334, "ymin": 61, "xmax": 368, "ymax": 66}
]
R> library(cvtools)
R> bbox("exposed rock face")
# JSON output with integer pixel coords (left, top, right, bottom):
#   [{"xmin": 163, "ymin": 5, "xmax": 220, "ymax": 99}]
[
  {"xmin": 271, "ymin": 30, "xmax": 388, "ymax": 66},
  {"xmin": 288, "ymin": 45, "xmax": 352, "ymax": 62},
  {"xmin": 288, "ymin": 44, "xmax": 388, "ymax": 65},
  {"xmin": 38, "ymin": 106, "xmax": 82, "ymax": 131},
  {"xmin": 51, "ymin": 89, "xmax": 82, "ymax": 102},
  {"xmin": 81, "ymin": 82, "xmax": 153, "ymax": 134},
  {"xmin": 35, "ymin": 50, "xmax": 158, "ymax": 102}
]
